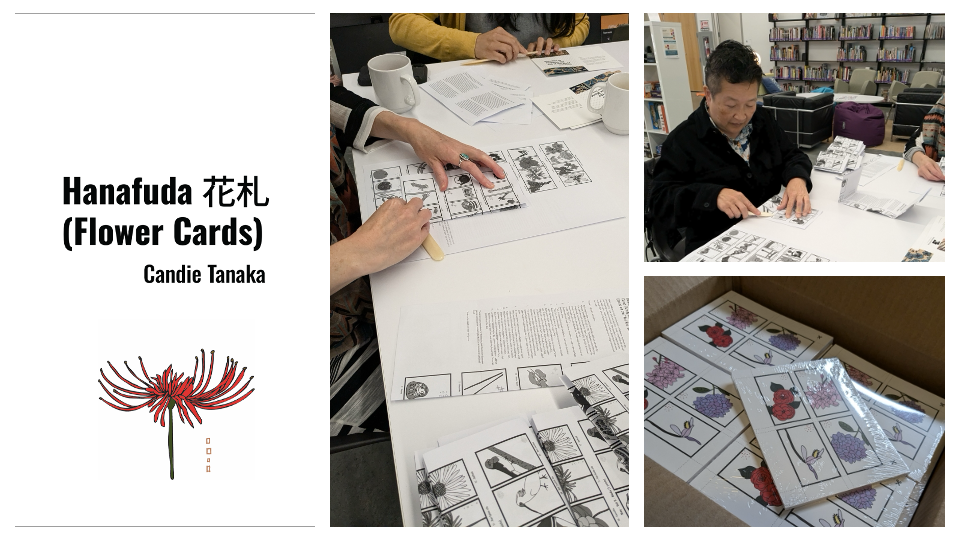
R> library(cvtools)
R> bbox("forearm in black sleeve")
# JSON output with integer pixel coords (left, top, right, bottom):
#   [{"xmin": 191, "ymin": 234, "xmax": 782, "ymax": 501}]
[
  {"xmin": 651, "ymin": 143, "xmax": 725, "ymax": 231},
  {"xmin": 329, "ymin": 83, "xmax": 388, "ymax": 150}
]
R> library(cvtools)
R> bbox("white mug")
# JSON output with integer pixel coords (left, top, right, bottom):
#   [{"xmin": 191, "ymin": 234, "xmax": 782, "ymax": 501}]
[
  {"xmin": 586, "ymin": 72, "xmax": 629, "ymax": 135},
  {"xmin": 368, "ymin": 53, "xmax": 421, "ymax": 113}
]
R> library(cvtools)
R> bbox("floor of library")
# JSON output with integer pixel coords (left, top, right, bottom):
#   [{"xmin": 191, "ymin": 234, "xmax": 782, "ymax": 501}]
[{"xmin": 687, "ymin": 92, "xmax": 908, "ymax": 153}]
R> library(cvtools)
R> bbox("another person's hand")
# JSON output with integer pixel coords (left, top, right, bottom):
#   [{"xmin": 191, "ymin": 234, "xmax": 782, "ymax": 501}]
[
  {"xmin": 911, "ymin": 152, "xmax": 945, "ymax": 181},
  {"xmin": 347, "ymin": 197, "xmax": 431, "ymax": 275},
  {"xmin": 779, "ymin": 178, "xmax": 811, "ymax": 218},
  {"xmin": 474, "ymin": 27, "xmax": 524, "ymax": 63},
  {"xmin": 403, "ymin": 121, "xmax": 505, "ymax": 190},
  {"xmin": 717, "ymin": 188, "xmax": 761, "ymax": 219},
  {"xmin": 527, "ymin": 37, "xmax": 559, "ymax": 56}
]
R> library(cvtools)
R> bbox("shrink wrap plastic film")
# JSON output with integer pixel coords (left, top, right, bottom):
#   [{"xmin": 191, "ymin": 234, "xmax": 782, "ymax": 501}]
[
  {"xmin": 733, "ymin": 359, "xmax": 909, "ymax": 508},
  {"xmin": 827, "ymin": 345, "xmax": 945, "ymax": 500},
  {"xmin": 661, "ymin": 291, "xmax": 833, "ymax": 374}
]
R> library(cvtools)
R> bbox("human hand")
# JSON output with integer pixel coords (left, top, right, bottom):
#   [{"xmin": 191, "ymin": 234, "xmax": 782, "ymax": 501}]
[
  {"xmin": 527, "ymin": 37, "xmax": 559, "ymax": 56},
  {"xmin": 402, "ymin": 121, "xmax": 505, "ymax": 191},
  {"xmin": 779, "ymin": 178, "xmax": 811, "ymax": 218},
  {"xmin": 912, "ymin": 153, "xmax": 945, "ymax": 181},
  {"xmin": 347, "ymin": 198, "xmax": 431, "ymax": 275},
  {"xmin": 716, "ymin": 188, "xmax": 761, "ymax": 219},
  {"xmin": 474, "ymin": 26, "xmax": 524, "ymax": 63}
]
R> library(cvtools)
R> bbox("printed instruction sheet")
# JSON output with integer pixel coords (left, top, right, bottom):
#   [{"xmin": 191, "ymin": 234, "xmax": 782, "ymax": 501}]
[
  {"xmin": 421, "ymin": 68, "xmax": 523, "ymax": 125},
  {"xmin": 680, "ymin": 228, "xmax": 836, "ymax": 262},
  {"xmin": 391, "ymin": 290, "xmax": 628, "ymax": 402},
  {"xmin": 421, "ymin": 418, "xmax": 577, "ymax": 526},
  {"xmin": 359, "ymin": 136, "xmax": 625, "ymax": 262},
  {"xmin": 838, "ymin": 167, "xmax": 917, "ymax": 218}
]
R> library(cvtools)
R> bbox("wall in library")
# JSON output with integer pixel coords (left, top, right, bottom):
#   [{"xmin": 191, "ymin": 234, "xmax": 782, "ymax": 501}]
[{"xmin": 742, "ymin": 13, "xmax": 775, "ymax": 73}]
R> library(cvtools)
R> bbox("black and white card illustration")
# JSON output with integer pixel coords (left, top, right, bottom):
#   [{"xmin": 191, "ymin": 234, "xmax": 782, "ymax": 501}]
[
  {"xmin": 422, "ymin": 418, "xmax": 578, "ymax": 527},
  {"xmin": 734, "ymin": 359, "xmax": 909, "ymax": 507}
]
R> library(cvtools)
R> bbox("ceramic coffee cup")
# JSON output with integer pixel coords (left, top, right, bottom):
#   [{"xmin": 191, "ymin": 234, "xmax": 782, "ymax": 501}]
[
  {"xmin": 368, "ymin": 53, "xmax": 421, "ymax": 113},
  {"xmin": 586, "ymin": 72, "xmax": 629, "ymax": 135}
]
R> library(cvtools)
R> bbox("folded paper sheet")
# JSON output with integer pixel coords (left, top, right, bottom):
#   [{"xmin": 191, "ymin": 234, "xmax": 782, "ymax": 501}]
[
  {"xmin": 837, "ymin": 167, "xmax": 918, "ymax": 219},
  {"xmin": 420, "ymin": 68, "xmax": 523, "ymax": 125},
  {"xmin": 733, "ymin": 359, "xmax": 909, "ymax": 508},
  {"xmin": 661, "ymin": 291, "xmax": 834, "ymax": 371},
  {"xmin": 391, "ymin": 290, "xmax": 628, "ymax": 401},
  {"xmin": 643, "ymin": 338, "xmax": 750, "ymax": 481}
]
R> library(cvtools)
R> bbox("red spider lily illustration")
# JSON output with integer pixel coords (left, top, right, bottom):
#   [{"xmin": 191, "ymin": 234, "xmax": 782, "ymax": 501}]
[{"xmin": 98, "ymin": 349, "xmax": 254, "ymax": 479}]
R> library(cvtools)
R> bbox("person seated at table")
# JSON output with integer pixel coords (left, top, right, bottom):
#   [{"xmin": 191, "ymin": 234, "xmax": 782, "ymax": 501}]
[
  {"xmin": 903, "ymin": 96, "xmax": 945, "ymax": 182},
  {"xmin": 650, "ymin": 40, "xmax": 813, "ymax": 256},
  {"xmin": 330, "ymin": 83, "xmax": 503, "ymax": 435},
  {"xmin": 389, "ymin": 13, "xmax": 589, "ymax": 63}
]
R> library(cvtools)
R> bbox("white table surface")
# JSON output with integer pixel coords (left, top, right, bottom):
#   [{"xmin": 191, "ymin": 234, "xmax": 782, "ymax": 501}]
[
  {"xmin": 681, "ymin": 154, "xmax": 944, "ymax": 261},
  {"xmin": 796, "ymin": 92, "xmax": 885, "ymax": 103},
  {"xmin": 342, "ymin": 41, "xmax": 629, "ymax": 526}
]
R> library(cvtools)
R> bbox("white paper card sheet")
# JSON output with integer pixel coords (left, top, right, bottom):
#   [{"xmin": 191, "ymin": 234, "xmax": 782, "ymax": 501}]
[
  {"xmin": 391, "ymin": 290, "xmax": 628, "ymax": 401},
  {"xmin": 733, "ymin": 359, "xmax": 910, "ymax": 508},
  {"xmin": 661, "ymin": 291, "xmax": 834, "ymax": 372},
  {"xmin": 679, "ymin": 228, "xmax": 837, "ymax": 262},
  {"xmin": 643, "ymin": 338, "xmax": 750, "ymax": 481},
  {"xmin": 690, "ymin": 427, "xmax": 917, "ymax": 527},
  {"xmin": 421, "ymin": 418, "xmax": 576, "ymax": 526}
]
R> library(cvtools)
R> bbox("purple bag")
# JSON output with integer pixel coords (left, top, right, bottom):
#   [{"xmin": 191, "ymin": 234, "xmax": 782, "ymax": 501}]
[{"xmin": 833, "ymin": 102, "xmax": 885, "ymax": 147}]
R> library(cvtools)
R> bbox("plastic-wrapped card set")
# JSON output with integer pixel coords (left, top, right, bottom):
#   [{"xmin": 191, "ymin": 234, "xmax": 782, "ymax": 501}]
[
  {"xmin": 646, "ymin": 292, "xmax": 941, "ymax": 526},
  {"xmin": 732, "ymin": 359, "xmax": 909, "ymax": 508},
  {"xmin": 660, "ymin": 291, "xmax": 834, "ymax": 373},
  {"xmin": 827, "ymin": 345, "xmax": 945, "ymax": 503}
]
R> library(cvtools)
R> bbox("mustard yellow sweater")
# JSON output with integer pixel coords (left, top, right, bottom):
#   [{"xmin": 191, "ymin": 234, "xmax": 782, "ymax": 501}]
[{"xmin": 389, "ymin": 13, "xmax": 590, "ymax": 61}]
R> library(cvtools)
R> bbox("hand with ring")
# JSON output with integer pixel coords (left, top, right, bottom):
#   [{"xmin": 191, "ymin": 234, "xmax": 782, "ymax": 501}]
[{"xmin": 404, "ymin": 123, "xmax": 505, "ymax": 191}]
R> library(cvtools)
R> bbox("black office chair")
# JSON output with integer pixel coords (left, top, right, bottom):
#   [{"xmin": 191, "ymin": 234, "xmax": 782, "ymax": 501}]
[{"xmin": 644, "ymin": 157, "xmax": 686, "ymax": 262}]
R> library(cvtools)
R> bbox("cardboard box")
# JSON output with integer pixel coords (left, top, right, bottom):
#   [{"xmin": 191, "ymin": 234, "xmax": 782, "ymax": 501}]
[{"xmin": 644, "ymin": 276, "xmax": 945, "ymax": 527}]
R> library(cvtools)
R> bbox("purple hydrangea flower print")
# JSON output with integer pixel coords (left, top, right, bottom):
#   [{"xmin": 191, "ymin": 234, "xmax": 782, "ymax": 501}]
[
  {"xmin": 645, "ymin": 355, "xmax": 685, "ymax": 390},
  {"xmin": 831, "ymin": 432, "xmax": 868, "ymax": 463},
  {"xmin": 891, "ymin": 400, "xmax": 925, "ymax": 424},
  {"xmin": 804, "ymin": 375, "xmax": 842, "ymax": 409},
  {"xmin": 769, "ymin": 332, "xmax": 801, "ymax": 352},
  {"xmin": 726, "ymin": 304, "xmax": 758, "ymax": 331},
  {"xmin": 693, "ymin": 393, "xmax": 733, "ymax": 418},
  {"xmin": 837, "ymin": 486, "xmax": 877, "ymax": 510}
]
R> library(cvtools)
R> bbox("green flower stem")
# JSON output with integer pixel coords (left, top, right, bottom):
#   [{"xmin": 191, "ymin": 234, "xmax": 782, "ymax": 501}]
[{"xmin": 168, "ymin": 400, "xmax": 175, "ymax": 480}]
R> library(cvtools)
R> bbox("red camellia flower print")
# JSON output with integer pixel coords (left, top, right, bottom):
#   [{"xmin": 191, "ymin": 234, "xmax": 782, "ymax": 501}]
[
  {"xmin": 772, "ymin": 402, "xmax": 796, "ymax": 420},
  {"xmin": 760, "ymin": 485, "xmax": 783, "ymax": 507},
  {"xmin": 99, "ymin": 349, "xmax": 255, "ymax": 480},
  {"xmin": 706, "ymin": 325, "xmax": 724, "ymax": 339},
  {"xmin": 750, "ymin": 467, "xmax": 773, "ymax": 490},
  {"xmin": 713, "ymin": 334, "xmax": 733, "ymax": 347},
  {"xmin": 773, "ymin": 388, "xmax": 794, "ymax": 404}
]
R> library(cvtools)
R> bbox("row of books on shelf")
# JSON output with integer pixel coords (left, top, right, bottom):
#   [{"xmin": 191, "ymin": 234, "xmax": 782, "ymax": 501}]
[
  {"xmin": 878, "ymin": 43, "xmax": 916, "ymax": 61},
  {"xmin": 924, "ymin": 24, "xmax": 945, "ymax": 39},
  {"xmin": 839, "ymin": 24, "xmax": 873, "ymax": 39},
  {"xmin": 769, "ymin": 25, "xmax": 838, "ymax": 41},
  {"xmin": 875, "ymin": 67, "xmax": 912, "ymax": 83},
  {"xmin": 838, "ymin": 45, "xmax": 869, "ymax": 61},
  {"xmin": 647, "ymin": 102, "xmax": 669, "ymax": 133},
  {"xmin": 879, "ymin": 25, "xmax": 915, "ymax": 38},
  {"xmin": 643, "ymin": 139, "xmax": 663, "ymax": 158},
  {"xmin": 770, "ymin": 44, "xmax": 801, "ymax": 60},
  {"xmin": 643, "ymin": 81, "xmax": 662, "ymax": 98},
  {"xmin": 804, "ymin": 63, "xmax": 838, "ymax": 80}
]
